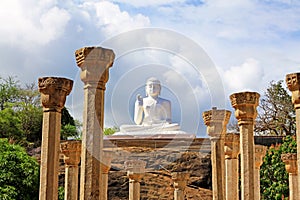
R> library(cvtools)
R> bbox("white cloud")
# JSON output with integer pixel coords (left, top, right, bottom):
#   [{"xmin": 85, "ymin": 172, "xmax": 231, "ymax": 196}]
[
  {"xmin": 0, "ymin": 0, "xmax": 70, "ymax": 47},
  {"xmin": 91, "ymin": 1, "xmax": 150, "ymax": 37},
  {"xmin": 112, "ymin": 0, "xmax": 186, "ymax": 8},
  {"xmin": 153, "ymin": 0, "xmax": 300, "ymax": 42},
  {"xmin": 203, "ymin": 0, "xmax": 253, "ymax": 8},
  {"xmin": 223, "ymin": 58, "xmax": 264, "ymax": 94}
]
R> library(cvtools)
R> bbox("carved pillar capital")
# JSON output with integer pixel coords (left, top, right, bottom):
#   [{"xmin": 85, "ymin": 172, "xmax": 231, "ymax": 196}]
[
  {"xmin": 38, "ymin": 77, "xmax": 73, "ymax": 112},
  {"xmin": 171, "ymin": 172, "xmax": 190, "ymax": 190},
  {"xmin": 286, "ymin": 73, "xmax": 300, "ymax": 108},
  {"xmin": 125, "ymin": 160, "xmax": 146, "ymax": 173},
  {"xmin": 203, "ymin": 107, "xmax": 231, "ymax": 139},
  {"xmin": 281, "ymin": 153, "xmax": 297, "ymax": 174},
  {"xmin": 254, "ymin": 145, "xmax": 267, "ymax": 169},
  {"xmin": 60, "ymin": 141, "xmax": 81, "ymax": 166},
  {"xmin": 128, "ymin": 173, "xmax": 144, "ymax": 183},
  {"xmin": 125, "ymin": 160, "xmax": 146, "ymax": 172},
  {"xmin": 75, "ymin": 47, "xmax": 115, "ymax": 89},
  {"xmin": 230, "ymin": 92, "xmax": 260, "ymax": 125},
  {"xmin": 224, "ymin": 133, "xmax": 240, "ymax": 159},
  {"xmin": 125, "ymin": 160, "xmax": 146, "ymax": 181}
]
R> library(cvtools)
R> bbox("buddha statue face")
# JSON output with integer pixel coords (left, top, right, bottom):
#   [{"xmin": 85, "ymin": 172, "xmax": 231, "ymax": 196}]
[{"xmin": 145, "ymin": 77, "xmax": 161, "ymax": 97}]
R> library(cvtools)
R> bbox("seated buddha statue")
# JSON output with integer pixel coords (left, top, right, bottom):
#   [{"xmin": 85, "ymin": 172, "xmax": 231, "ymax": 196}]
[{"xmin": 117, "ymin": 77, "xmax": 181, "ymax": 134}]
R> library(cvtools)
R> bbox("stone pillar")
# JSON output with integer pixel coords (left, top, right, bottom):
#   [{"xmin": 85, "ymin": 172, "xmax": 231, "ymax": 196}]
[
  {"xmin": 254, "ymin": 145, "xmax": 267, "ymax": 200},
  {"xmin": 38, "ymin": 77, "xmax": 73, "ymax": 200},
  {"xmin": 286, "ymin": 73, "xmax": 300, "ymax": 198},
  {"xmin": 60, "ymin": 141, "xmax": 81, "ymax": 200},
  {"xmin": 281, "ymin": 153, "xmax": 298, "ymax": 200},
  {"xmin": 203, "ymin": 107, "xmax": 231, "ymax": 200},
  {"xmin": 100, "ymin": 151, "xmax": 114, "ymax": 200},
  {"xmin": 224, "ymin": 133, "xmax": 240, "ymax": 200},
  {"xmin": 171, "ymin": 172, "xmax": 190, "ymax": 200},
  {"xmin": 75, "ymin": 47, "xmax": 115, "ymax": 199},
  {"xmin": 125, "ymin": 160, "xmax": 146, "ymax": 200},
  {"xmin": 230, "ymin": 91, "xmax": 260, "ymax": 200}
]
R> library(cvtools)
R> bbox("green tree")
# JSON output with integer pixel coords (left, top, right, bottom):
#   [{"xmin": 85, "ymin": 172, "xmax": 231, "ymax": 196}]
[
  {"xmin": 104, "ymin": 127, "xmax": 119, "ymax": 135},
  {"xmin": 16, "ymin": 103, "xmax": 43, "ymax": 144},
  {"xmin": 61, "ymin": 107, "xmax": 80, "ymax": 140},
  {"xmin": 0, "ymin": 106, "xmax": 24, "ymax": 141},
  {"xmin": 0, "ymin": 76, "xmax": 82, "ymax": 144},
  {"xmin": 18, "ymin": 83, "xmax": 40, "ymax": 107},
  {"xmin": 0, "ymin": 79, "xmax": 43, "ymax": 145},
  {"xmin": 58, "ymin": 186, "xmax": 64, "ymax": 200},
  {"xmin": 0, "ymin": 138, "xmax": 39, "ymax": 200},
  {"xmin": 0, "ymin": 76, "xmax": 20, "ymax": 111},
  {"xmin": 256, "ymin": 80, "xmax": 295, "ymax": 135},
  {"xmin": 260, "ymin": 136, "xmax": 297, "ymax": 200},
  {"xmin": 61, "ymin": 107, "xmax": 75, "ymax": 127}
]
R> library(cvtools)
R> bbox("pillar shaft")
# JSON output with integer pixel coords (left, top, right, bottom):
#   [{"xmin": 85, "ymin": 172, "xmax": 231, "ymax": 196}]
[
  {"xmin": 286, "ymin": 73, "xmax": 300, "ymax": 198},
  {"xmin": 39, "ymin": 112, "xmax": 61, "ymax": 200},
  {"xmin": 80, "ymin": 83, "xmax": 103, "ymax": 199},
  {"xmin": 75, "ymin": 47, "xmax": 115, "ymax": 200},
  {"xmin": 210, "ymin": 138, "xmax": 225, "ymax": 200},
  {"xmin": 38, "ymin": 77, "xmax": 73, "ymax": 200},
  {"xmin": 125, "ymin": 160, "xmax": 146, "ymax": 200},
  {"xmin": 225, "ymin": 159, "xmax": 239, "ymax": 200},
  {"xmin": 171, "ymin": 172, "xmax": 190, "ymax": 200},
  {"xmin": 254, "ymin": 145, "xmax": 267, "ymax": 200},
  {"xmin": 290, "ymin": 174, "xmax": 298, "ymax": 200},
  {"xmin": 129, "ymin": 178, "xmax": 141, "ymax": 200},
  {"xmin": 100, "ymin": 171, "xmax": 109, "ymax": 200},
  {"xmin": 61, "ymin": 141, "xmax": 81, "ymax": 200},
  {"xmin": 296, "ymin": 108, "xmax": 300, "ymax": 197},
  {"xmin": 281, "ymin": 153, "xmax": 298, "ymax": 200},
  {"xmin": 240, "ymin": 123, "xmax": 255, "ymax": 200},
  {"xmin": 65, "ymin": 166, "xmax": 79, "ymax": 200},
  {"xmin": 203, "ymin": 108, "xmax": 231, "ymax": 200},
  {"xmin": 100, "ymin": 151, "xmax": 114, "ymax": 200},
  {"xmin": 224, "ymin": 133, "xmax": 240, "ymax": 200},
  {"xmin": 230, "ymin": 92, "xmax": 260, "ymax": 200}
]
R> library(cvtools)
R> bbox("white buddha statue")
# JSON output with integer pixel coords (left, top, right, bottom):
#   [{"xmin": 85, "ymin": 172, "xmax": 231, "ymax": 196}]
[{"xmin": 117, "ymin": 77, "xmax": 181, "ymax": 134}]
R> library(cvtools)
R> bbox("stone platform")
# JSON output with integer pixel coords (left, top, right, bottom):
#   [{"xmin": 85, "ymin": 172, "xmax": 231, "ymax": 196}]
[
  {"xmin": 105, "ymin": 132, "xmax": 195, "ymax": 139},
  {"xmin": 104, "ymin": 134, "xmax": 205, "ymax": 151}
]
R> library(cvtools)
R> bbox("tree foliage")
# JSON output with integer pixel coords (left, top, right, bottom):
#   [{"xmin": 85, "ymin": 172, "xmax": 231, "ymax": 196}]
[
  {"xmin": 0, "ymin": 106, "xmax": 24, "ymax": 141},
  {"xmin": 256, "ymin": 80, "xmax": 295, "ymax": 136},
  {"xmin": 0, "ymin": 76, "xmax": 80, "ymax": 145},
  {"xmin": 104, "ymin": 127, "xmax": 119, "ymax": 135},
  {"xmin": 61, "ymin": 107, "xmax": 81, "ymax": 140},
  {"xmin": 260, "ymin": 136, "xmax": 297, "ymax": 200},
  {"xmin": 0, "ymin": 139, "xmax": 39, "ymax": 200},
  {"xmin": 0, "ymin": 76, "xmax": 20, "ymax": 111}
]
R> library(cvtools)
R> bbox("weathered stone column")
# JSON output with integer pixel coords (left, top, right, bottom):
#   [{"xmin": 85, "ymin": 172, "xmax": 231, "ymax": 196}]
[
  {"xmin": 38, "ymin": 77, "xmax": 73, "ymax": 200},
  {"xmin": 224, "ymin": 133, "xmax": 240, "ymax": 200},
  {"xmin": 60, "ymin": 141, "xmax": 81, "ymax": 200},
  {"xmin": 75, "ymin": 47, "xmax": 115, "ymax": 199},
  {"xmin": 254, "ymin": 145, "xmax": 267, "ymax": 200},
  {"xmin": 125, "ymin": 160, "xmax": 146, "ymax": 200},
  {"xmin": 281, "ymin": 153, "xmax": 298, "ymax": 200},
  {"xmin": 203, "ymin": 107, "xmax": 231, "ymax": 200},
  {"xmin": 171, "ymin": 172, "xmax": 190, "ymax": 200},
  {"xmin": 230, "ymin": 91, "xmax": 260, "ymax": 200},
  {"xmin": 286, "ymin": 73, "xmax": 300, "ymax": 198},
  {"xmin": 100, "ymin": 151, "xmax": 114, "ymax": 200}
]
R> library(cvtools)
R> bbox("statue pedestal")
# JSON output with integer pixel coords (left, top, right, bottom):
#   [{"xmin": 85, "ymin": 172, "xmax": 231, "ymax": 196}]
[{"xmin": 105, "ymin": 132, "xmax": 196, "ymax": 140}]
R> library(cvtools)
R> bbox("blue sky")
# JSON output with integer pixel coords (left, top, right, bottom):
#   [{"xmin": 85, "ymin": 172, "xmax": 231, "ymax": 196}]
[{"xmin": 1, "ymin": 0, "xmax": 300, "ymax": 136}]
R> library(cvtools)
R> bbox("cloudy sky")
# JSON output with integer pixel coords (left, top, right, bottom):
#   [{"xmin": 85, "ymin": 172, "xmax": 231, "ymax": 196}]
[{"xmin": 1, "ymin": 0, "xmax": 300, "ymax": 136}]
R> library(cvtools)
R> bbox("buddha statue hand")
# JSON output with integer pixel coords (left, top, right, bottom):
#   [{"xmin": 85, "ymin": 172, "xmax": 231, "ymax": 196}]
[{"xmin": 136, "ymin": 94, "xmax": 143, "ymax": 106}]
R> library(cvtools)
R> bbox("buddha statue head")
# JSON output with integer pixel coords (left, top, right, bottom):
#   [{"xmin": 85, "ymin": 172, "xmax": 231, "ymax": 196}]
[{"xmin": 145, "ymin": 77, "xmax": 161, "ymax": 98}]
